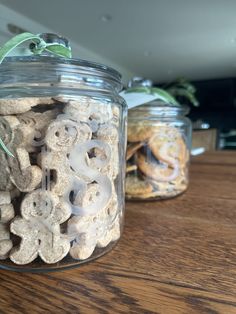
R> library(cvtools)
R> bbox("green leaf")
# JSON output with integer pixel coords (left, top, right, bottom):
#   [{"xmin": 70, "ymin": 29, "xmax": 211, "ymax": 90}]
[
  {"xmin": 168, "ymin": 87, "xmax": 199, "ymax": 107},
  {"xmin": 0, "ymin": 32, "xmax": 42, "ymax": 65},
  {"xmin": 0, "ymin": 32, "xmax": 72, "ymax": 64},
  {"xmin": 168, "ymin": 77, "xmax": 196, "ymax": 94},
  {"xmin": 44, "ymin": 44, "xmax": 72, "ymax": 58},
  {"xmin": 125, "ymin": 87, "xmax": 151, "ymax": 94},
  {"xmin": 0, "ymin": 138, "xmax": 14, "ymax": 157},
  {"xmin": 125, "ymin": 86, "xmax": 178, "ymax": 105},
  {"xmin": 175, "ymin": 82, "xmax": 196, "ymax": 94},
  {"xmin": 150, "ymin": 87, "xmax": 179, "ymax": 105}
]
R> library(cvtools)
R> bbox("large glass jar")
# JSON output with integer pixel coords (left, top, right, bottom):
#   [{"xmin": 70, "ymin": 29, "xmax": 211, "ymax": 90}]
[
  {"xmin": 0, "ymin": 55, "xmax": 127, "ymax": 271},
  {"xmin": 126, "ymin": 101, "xmax": 191, "ymax": 200}
]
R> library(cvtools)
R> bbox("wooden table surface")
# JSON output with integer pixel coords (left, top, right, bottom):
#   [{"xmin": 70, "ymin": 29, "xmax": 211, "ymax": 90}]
[{"xmin": 0, "ymin": 151, "xmax": 236, "ymax": 314}]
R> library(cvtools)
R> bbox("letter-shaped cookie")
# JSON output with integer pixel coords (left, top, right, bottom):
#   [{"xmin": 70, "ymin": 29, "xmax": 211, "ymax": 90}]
[
  {"xmin": 68, "ymin": 140, "xmax": 113, "ymax": 216},
  {"xmin": 148, "ymin": 126, "xmax": 188, "ymax": 167},
  {"xmin": 0, "ymin": 116, "xmax": 18, "ymax": 191},
  {"xmin": 17, "ymin": 109, "xmax": 59, "ymax": 152},
  {"xmin": 10, "ymin": 190, "xmax": 71, "ymax": 265},
  {"xmin": 0, "ymin": 116, "xmax": 42, "ymax": 192}
]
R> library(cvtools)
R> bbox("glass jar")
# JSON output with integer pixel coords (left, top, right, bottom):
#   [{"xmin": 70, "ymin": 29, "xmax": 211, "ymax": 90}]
[
  {"xmin": 0, "ymin": 55, "xmax": 127, "ymax": 271},
  {"xmin": 126, "ymin": 101, "xmax": 191, "ymax": 200}
]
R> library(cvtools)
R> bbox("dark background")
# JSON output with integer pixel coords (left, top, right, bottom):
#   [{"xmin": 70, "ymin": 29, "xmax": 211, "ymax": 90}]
[
  {"xmin": 189, "ymin": 78, "xmax": 236, "ymax": 132},
  {"xmin": 172, "ymin": 78, "xmax": 236, "ymax": 150}
]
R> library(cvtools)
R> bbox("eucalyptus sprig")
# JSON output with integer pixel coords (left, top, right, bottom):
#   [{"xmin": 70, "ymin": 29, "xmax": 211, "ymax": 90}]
[{"xmin": 0, "ymin": 32, "xmax": 72, "ymax": 156}]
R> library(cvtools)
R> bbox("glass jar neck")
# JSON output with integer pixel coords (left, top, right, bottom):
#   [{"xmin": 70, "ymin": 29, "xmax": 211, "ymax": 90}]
[{"xmin": 128, "ymin": 102, "xmax": 189, "ymax": 120}]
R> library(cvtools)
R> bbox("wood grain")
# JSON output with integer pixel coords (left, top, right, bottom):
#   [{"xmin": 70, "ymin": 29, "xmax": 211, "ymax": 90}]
[{"xmin": 0, "ymin": 151, "xmax": 236, "ymax": 314}]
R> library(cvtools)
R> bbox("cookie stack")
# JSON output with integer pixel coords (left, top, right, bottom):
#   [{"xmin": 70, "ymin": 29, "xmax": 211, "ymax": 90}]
[
  {"xmin": 0, "ymin": 96, "xmax": 123, "ymax": 265},
  {"xmin": 126, "ymin": 122, "xmax": 190, "ymax": 200}
]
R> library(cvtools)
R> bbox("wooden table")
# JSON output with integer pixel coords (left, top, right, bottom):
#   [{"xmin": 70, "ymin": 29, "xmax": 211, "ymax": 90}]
[{"xmin": 0, "ymin": 151, "xmax": 236, "ymax": 314}]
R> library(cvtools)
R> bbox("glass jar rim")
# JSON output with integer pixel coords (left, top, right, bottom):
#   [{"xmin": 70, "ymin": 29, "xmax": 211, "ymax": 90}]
[
  {"xmin": 128, "ymin": 100, "xmax": 190, "ymax": 118},
  {"xmin": 1, "ymin": 55, "xmax": 122, "ymax": 85},
  {"xmin": 0, "ymin": 55, "xmax": 123, "ymax": 94}
]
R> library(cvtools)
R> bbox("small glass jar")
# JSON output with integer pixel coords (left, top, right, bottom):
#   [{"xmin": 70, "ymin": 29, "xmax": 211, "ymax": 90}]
[
  {"xmin": 0, "ymin": 54, "xmax": 127, "ymax": 271},
  {"xmin": 126, "ymin": 101, "xmax": 191, "ymax": 200}
]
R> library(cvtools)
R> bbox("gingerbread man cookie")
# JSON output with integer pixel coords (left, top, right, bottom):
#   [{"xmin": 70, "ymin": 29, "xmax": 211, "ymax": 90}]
[
  {"xmin": 0, "ymin": 192, "xmax": 14, "ymax": 259},
  {"xmin": 10, "ymin": 190, "xmax": 71, "ymax": 265},
  {"xmin": 68, "ymin": 190, "xmax": 120, "ymax": 260},
  {"xmin": 40, "ymin": 117, "xmax": 92, "ymax": 195}
]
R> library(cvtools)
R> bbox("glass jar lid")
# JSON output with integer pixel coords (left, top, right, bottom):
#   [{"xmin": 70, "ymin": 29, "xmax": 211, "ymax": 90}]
[
  {"xmin": 0, "ymin": 33, "xmax": 123, "ymax": 96},
  {"xmin": 0, "ymin": 56, "xmax": 122, "ymax": 91}
]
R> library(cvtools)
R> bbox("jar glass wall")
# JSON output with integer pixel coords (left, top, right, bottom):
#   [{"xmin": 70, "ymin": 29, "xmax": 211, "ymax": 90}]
[
  {"xmin": 126, "ymin": 102, "xmax": 191, "ymax": 200},
  {"xmin": 0, "ymin": 56, "xmax": 127, "ymax": 271}
]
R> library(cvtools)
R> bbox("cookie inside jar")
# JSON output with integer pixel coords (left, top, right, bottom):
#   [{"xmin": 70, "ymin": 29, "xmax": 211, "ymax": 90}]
[
  {"xmin": 0, "ymin": 36, "xmax": 126, "ymax": 271},
  {"xmin": 0, "ymin": 96, "xmax": 125, "ymax": 270},
  {"xmin": 126, "ymin": 102, "xmax": 191, "ymax": 200}
]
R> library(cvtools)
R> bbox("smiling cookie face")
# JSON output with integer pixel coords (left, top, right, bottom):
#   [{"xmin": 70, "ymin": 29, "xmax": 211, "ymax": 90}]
[
  {"xmin": 21, "ymin": 190, "xmax": 55, "ymax": 220},
  {"xmin": 45, "ymin": 119, "xmax": 92, "ymax": 151}
]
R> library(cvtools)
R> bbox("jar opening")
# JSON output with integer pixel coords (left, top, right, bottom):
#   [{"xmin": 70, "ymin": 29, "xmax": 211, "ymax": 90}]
[{"xmin": 2, "ymin": 56, "xmax": 121, "ymax": 81}]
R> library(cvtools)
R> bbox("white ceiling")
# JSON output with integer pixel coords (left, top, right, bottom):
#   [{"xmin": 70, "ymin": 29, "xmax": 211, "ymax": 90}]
[{"xmin": 1, "ymin": 0, "xmax": 236, "ymax": 84}]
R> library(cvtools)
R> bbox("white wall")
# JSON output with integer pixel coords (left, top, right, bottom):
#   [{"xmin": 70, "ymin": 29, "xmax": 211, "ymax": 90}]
[{"xmin": 0, "ymin": 3, "xmax": 133, "ymax": 83}]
